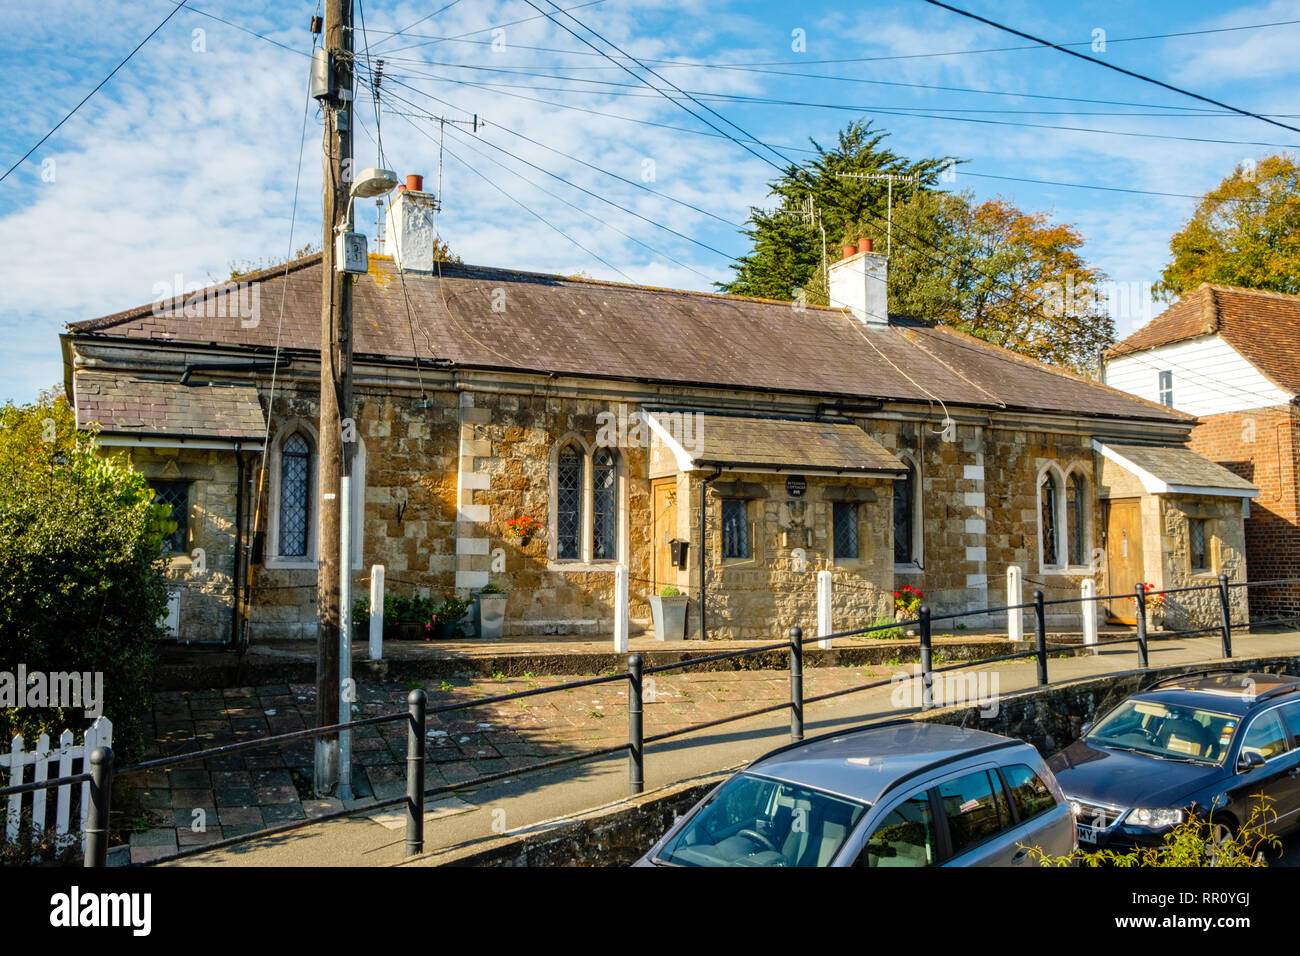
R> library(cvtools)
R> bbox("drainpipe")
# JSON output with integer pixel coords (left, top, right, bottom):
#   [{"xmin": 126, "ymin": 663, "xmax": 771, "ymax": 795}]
[
  {"xmin": 699, "ymin": 467, "xmax": 722, "ymax": 640},
  {"xmin": 230, "ymin": 444, "xmax": 246, "ymax": 647}
]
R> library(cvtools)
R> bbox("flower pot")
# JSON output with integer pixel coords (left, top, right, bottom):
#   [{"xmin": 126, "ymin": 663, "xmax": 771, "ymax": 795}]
[
  {"xmin": 386, "ymin": 622, "xmax": 425, "ymax": 642},
  {"xmin": 650, "ymin": 595, "xmax": 689, "ymax": 642},
  {"xmin": 476, "ymin": 593, "xmax": 507, "ymax": 639},
  {"xmin": 437, "ymin": 618, "xmax": 460, "ymax": 640}
]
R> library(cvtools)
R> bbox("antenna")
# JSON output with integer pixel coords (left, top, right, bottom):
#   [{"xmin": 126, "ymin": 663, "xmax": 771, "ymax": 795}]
[{"xmin": 835, "ymin": 172, "xmax": 921, "ymax": 257}]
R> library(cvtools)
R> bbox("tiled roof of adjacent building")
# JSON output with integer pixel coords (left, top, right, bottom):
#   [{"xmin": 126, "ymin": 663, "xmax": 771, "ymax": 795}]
[
  {"xmin": 1106, "ymin": 283, "xmax": 1300, "ymax": 396},
  {"xmin": 75, "ymin": 371, "xmax": 266, "ymax": 439},
  {"xmin": 67, "ymin": 254, "xmax": 1190, "ymax": 424},
  {"xmin": 1098, "ymin": 442, "xmax": 1258, "ymax": 495}
]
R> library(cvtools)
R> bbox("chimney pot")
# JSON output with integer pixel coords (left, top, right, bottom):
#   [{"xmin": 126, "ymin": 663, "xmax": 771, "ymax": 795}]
[
  {"xmin": 842, "ymin": 244, "xmax": 855, "ymax": 260},
  {"xmin": 859, "ymin": 237, "xmax": 873, "ymax": 254},
  {"xmin": 406, "ymin": 174, "xmax": 424, "ymax": 192}
]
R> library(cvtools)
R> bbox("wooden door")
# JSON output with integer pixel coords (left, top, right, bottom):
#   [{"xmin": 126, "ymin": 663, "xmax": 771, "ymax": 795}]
[
  {"xmin": 652, "ymin": 478, "xmax": 678, "ymax": 591},
  {"xmin": 1104, "ymin": 499, "xmax": 1144, "ymax": 624}
]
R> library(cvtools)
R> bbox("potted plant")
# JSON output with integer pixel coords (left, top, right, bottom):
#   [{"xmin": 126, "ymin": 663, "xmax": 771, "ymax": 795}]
[
  {"xmin": 475, "ymin": 582, "xmax": 507, "ymax": 639},
  {"xmin": 504, "ymin": 514, "xmax": 543, "ymax": 547},
  {"xmin": 894, "ymin": 585, "xmax": 923, "ymax": 637},
  {"xmin": 375, "ymin": 594, "xmax": 436, "ymax": 641},
  {"xmin": 649, "ymin": 584, "xmax": 689, "ymax": 642},
  {"xmin": 428, "ymin": 596, "xmax": 469, "ymax": 640},
  {"xmin": 1136, "ymin": 582, "xmax": 1166, "ymax": 631}
]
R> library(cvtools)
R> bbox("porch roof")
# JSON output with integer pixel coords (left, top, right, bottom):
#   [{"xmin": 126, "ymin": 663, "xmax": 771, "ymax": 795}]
[
  {"xmin": 1094, "ymin": 441, "xmax": 1258, "ymax": 498},
  {"xmin": 649, "ymin": 412, "xmax": 906, "ymax": 476},
  {"xmin": 75, "ymin": 371, "xmax": 266, "ymax": 442}
]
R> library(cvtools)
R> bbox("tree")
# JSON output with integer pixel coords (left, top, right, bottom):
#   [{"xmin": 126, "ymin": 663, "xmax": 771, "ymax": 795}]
[
  {"xmin": 0, "ymin": 389, "xmax": 170, "ymax": 760},
  {"xmin": 1157, "ymin": 154, "xmax": 1300, "ymax": 298},
  {"xmin": 719, "ymin": 120, "xmax": 953, "ymax": 300},
  {"xmin": 806, "ymin": 189, "xmax": 1115, "ymax": 372}
]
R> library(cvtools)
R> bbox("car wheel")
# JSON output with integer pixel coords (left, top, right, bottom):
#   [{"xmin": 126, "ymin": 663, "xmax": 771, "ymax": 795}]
[{"xmin": 1207, "ymin": 817, "xmax": 1247, "ymax": 866}]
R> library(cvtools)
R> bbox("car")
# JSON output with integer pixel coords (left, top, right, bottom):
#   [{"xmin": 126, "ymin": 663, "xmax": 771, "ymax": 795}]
[
  {"xmin": 1047, "ymin": 670, "xmax": 1300, "ymax": 851},
  {"xmin": 635, "ymin": 720, "xmax": 1076, "ymax": 866}
]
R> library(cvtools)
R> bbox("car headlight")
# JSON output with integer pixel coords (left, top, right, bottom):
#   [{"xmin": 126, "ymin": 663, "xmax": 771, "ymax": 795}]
[
  {"xmin": 1128, "ymin": 808, "xmax": 1184, "ymax": 829},
  {"xmin": 1068, "ymin": 800, "xmax": 1082, "ymax": 818}
]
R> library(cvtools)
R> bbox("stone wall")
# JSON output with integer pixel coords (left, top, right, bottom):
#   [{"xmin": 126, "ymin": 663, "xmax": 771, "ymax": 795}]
[{"xmin": 1157, "ymin": 493, "xmax": 1249, "ymax": 631}]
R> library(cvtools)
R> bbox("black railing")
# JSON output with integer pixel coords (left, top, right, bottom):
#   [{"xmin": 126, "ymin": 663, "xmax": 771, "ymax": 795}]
[{"xmin": 5, "ymin": 571, "xmax": 1300, "ymax": 866}]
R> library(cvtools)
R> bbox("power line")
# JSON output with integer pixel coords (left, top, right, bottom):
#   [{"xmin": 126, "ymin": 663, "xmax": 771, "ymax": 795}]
[
  {"xmin": 381, "ymin": 0, "xmax": 610, "ymax": 56},
  {"xmin": 924, "ymin": 0, "xmax": 1300, "ymax": 137},
  {"xmin": 2, "ymin": 0, "xmax": 191, "ymax": 184},
  {"xmin": 369, "ymin": 0, "xmax": 463, "ymax": 53}
]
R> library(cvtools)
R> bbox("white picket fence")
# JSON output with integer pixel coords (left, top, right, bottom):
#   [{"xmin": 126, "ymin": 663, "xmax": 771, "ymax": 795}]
[{"xmin": 1, "ymin": 716, "xmax": 112, "ymax": 853}]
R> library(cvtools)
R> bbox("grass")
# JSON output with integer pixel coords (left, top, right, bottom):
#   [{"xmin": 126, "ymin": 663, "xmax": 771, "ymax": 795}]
[
  {"xmin": 864, "ymin": 617, "xmax": 905, "ymax": 640},
  {"xmin": 438, "ymin": 679, "xmax": 454, "ymax": 692}
]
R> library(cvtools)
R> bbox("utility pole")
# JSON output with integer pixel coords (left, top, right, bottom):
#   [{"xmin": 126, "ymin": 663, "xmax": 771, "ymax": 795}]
[{"xmin": 314, "ymin": 0, "xmax": 354, "ymax": 796}]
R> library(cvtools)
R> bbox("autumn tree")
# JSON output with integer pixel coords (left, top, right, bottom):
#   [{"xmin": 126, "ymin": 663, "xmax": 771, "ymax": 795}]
[
  {"xmin": 1157, "ymin": 154, "xmax": 1300, "ymax": 298},
  {"xmin": 804, "ymin": 189, "xmax": 1115, "ymax": 372}
]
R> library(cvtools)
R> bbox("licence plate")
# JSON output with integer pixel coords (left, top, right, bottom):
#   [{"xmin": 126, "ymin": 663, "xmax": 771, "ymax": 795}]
[{"xmin": 1077, "ymin": 824, "xmax": 1098, "ymax": 844}]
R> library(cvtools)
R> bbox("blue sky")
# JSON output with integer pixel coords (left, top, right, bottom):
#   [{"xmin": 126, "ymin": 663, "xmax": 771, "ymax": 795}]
[{"xmin": 3, "ymin": 0, "xmax": 1299, "ymax": 402}]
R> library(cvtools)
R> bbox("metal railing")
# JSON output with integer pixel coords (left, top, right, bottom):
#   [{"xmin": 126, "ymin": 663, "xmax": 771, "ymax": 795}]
[{"xmin": 6, "ymin": 572, "xmax": 1300, "ymax": 866}]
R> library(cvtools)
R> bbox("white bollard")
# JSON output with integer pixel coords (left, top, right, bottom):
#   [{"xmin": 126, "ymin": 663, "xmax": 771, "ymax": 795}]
[
  {"xmin": 1082, "ymin": 578, "xmax": 1098, "ymax": 654},
  {"xmin": 1007, "ymin": 565, "xmax": 1023, "ymax": 642},
  {"xmin": 817, "ymin": 569, "xmax": 833, "ymax": 650},
  {"xmin": 613, "ymin": 564, "xmax": 629, "ymax": 653},
  {"xmin": 369, "ymin": 565, "xmax": 384, "ymax": 661}
]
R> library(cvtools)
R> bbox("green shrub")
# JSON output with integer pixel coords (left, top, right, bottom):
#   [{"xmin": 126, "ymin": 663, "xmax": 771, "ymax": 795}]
[
  {"xmin": 436, "ymin": 596, "xmax": 469, "ymax": 624},
  {"xmin": 659, "ymin": 585, "xmax": 681, "ymax": 597},
  {"xmin": 864, "ymin": 617, "xmax": 904, "ymax": 640},
  {"xmin": 0, "ymin": 391, "xmax": 169, "ymax": 761},
  {"xmin": 480, "ymin": 582, "xmax": 504, "ymax": 594}
]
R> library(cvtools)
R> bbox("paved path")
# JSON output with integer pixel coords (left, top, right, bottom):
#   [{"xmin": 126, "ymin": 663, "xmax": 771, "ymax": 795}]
[{"xmin": 146, "ymin": 629, "xmax": 1300, "ymax": 866}]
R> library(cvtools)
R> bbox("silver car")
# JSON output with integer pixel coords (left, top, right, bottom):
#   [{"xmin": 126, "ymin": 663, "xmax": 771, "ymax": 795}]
[{"xmin": 636, "ymin": 721, "xmax": 1076, "ymax": 867}]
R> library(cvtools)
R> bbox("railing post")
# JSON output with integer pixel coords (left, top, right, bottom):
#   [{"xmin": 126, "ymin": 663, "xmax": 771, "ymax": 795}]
[
  {"xmin": 405, "ymin": 689, "xmax": 426, "ymax": 856},
  {"xmin": 1134, "ymin": 583, "xmax": 1149, "ymax": 670},
  {"xmin": 1006, "ymin": 565, "xmax": 1023, "ymax": 642},
  {"xmin": 369, "ymin": 564, "xmax": 384, "ymax": 660},
  {"xmin": 628, "ymin": 653, "xmax": 644, "ymax": 795},
  {"xmin": 1033, "ymin": 590, "xmax": 1048, "ymax": 685},
  {"xmin": 84, "ymin": 746, "xmax": 112, "ymax": 868},
  {"xmin": 816, "ymin": 571, "xmax": 833, "ymax": 650},
  {"xmin": 789, "ymin": 626, "xmax": 804, "ymax": 741},
  {"xmin": 1218, "ymin": 572, "xmax": 1234, "ymax": 658},
  {"xmin": 918, "ymin": 606, "xmax": 933, "ymax": 711}
]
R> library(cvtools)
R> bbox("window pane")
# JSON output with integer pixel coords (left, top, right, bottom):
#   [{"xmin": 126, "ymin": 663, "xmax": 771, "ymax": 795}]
[
  {"xmin": 152, "ymin": 481, "xmax": 189, "ymax": 555},
  {"xmin": 1189, "ymin": 519, "xmax": 1207, "ymax": 571},
  {"xmin": 721, "ymin": 499, "xmax": 749, "ymax": 559},
  {"xmin": 858, "ymin": 792, "xmax": 936, "ymax": 868},
  {"xmin": 833, "ymin": 501, "xmax": 858, "ymax": 559},
  {"xmin": 1241, "ymin": 712, "xmax": 1289, "ymax": 762},
  {"xmin": 556, "ymin": 444, "xmax": 583, "ymax": 560},
  {"xmin": 1067, "ymin": 474, "xmax": 1086, "ymax": 566},
  {"xmin": 592, "ymin": 448, "xmax": 617, "ymax": 561},
  {"xmin": 1002, "ymin": 764, "xmax": 1057, "ymax": 822},
  {"xmin": 1281, "ymin": 701, "xmax": 1300, "ymax": 745},
  {"xmin": 1040, "ymin": 474, "xmax": 1058, "ymax": 565},
  {"xmin": 893, "ymin": 462, "xmax": 914, "ymax": 564},
  {"xmin": 280, "ymin": 433, "xmax": 310, "ymax": 557},
  {"xmin": 1158, "ymin": 370, "xmax": 1173, "ymax": 407},
  {"xmin": 938, "ymin": 770, "xmax": 1005, "ymax": 854}
]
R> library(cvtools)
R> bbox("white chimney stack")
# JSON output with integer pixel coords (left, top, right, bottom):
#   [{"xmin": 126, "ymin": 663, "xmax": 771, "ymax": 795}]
[
  {"xmin": 828, "ymin": 237, "xmax": 889, "ymax": 326},
  {"xmin": 389, "ymin": 174, "xmax": 440, "ymax": 273}
]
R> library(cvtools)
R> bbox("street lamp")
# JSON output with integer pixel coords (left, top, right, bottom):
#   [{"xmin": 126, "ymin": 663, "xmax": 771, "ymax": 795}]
[{"xmin": 336, "ymin": 165, "xmax": 398, "ymax": 800}]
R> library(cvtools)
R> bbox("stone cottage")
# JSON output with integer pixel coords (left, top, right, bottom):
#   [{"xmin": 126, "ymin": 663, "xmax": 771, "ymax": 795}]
[{"xmin": 59, "ymin": 190, "xmax": 1254, "ymax": 643}]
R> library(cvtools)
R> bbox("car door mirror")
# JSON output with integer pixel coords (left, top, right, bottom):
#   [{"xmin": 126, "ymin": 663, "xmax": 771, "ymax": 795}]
[{"xmin": 1237, "ymin": 751, "xmax": 1266, "ymax": 773}]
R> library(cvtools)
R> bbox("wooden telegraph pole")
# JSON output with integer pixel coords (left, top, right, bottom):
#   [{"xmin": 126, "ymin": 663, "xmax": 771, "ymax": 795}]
[{"xmin": 314, "ymin": 0, "xmax": 353, "ymax": 795}]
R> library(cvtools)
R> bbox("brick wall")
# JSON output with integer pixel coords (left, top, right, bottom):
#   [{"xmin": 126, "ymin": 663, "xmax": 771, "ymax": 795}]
[{"xmin": 1189, "ymin": 405, "xmax": 1300, "ymax": 620}]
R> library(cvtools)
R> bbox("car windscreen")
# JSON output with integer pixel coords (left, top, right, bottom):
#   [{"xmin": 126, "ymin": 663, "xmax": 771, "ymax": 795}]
[
  {"xmin": 1086, "ymin": 699, "xmax": 1239, "ymax": 765},
  {"xmin": 654, "ymin": 773, "xmax": 868, "ymax": 867}
]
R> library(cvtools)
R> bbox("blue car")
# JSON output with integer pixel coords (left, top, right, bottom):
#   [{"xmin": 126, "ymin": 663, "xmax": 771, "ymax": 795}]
[{"xmin": 1048, "ymin": 670, "xmax": 1300, "ymax": 851}]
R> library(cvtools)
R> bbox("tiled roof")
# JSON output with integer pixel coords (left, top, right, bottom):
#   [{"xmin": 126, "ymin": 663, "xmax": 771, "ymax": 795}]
[
  {"xmin": 1106, "ymin": 284, "xmax": 1300, "ymax": 395},
  {"xmin": 68, "ymin": 254, "xmax": 1190, "ymax": 424},
  {"xmin": 1100, "ymin": 442, "xmax": 1257, "ymax": 494},
  {"xmin": 680, "ymin": 414, "xmax": 906, "ymax": 473},
  {"xmin": 75, "ymin": 371, "xmax": 265, "ymax": 439}
]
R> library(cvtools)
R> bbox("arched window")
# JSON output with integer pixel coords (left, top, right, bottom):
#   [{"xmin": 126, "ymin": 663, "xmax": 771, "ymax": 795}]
[
  {"xmin": 1067, "ymin": 472, "xmax": 1087, "ymax": 566},
  {"xmin": 592, "ymin": 447, "xmax": 617, "ymax": 561},
  {"xmin": 556, "ymin": 443, "xmax": 584, "ymax": 560},
  {"xmin": 1040, "ymin": 470, "xmax": 1061, "ymax": 567},
  {"xmin": 280, "ymin": 432, "xmax": 311, "ymax": 557},
  {"xmin": 893, "ymin": 458, "xmax": 916, "ymax": 565}
]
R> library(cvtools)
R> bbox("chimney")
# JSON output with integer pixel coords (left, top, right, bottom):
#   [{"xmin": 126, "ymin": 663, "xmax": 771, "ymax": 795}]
[
  {"xmin": 389, "ymin": 173, "xmax": 440, "ymax": 273},
  {"xmin": 828, "ymin": 238, "xmax": 889, "ymax": 326}
]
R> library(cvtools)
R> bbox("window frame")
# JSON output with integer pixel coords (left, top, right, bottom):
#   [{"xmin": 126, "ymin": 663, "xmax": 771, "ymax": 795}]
[
  {"xmin": 547, "ymin": 436, "xmax": 626, "ymax": 570},
  {"xmin": 266, "ymin": 423, "xmax": 365, "ymax": 571},
  {"xmin": 1188, "ymin": 517, "xmax": 1210, "ymax": 574},
  {"xmin": 720, "ymin": 497, "xmax": 751, "ymax": 562},
  {"xmin": 1038, "ymin": 466, "xmax": 1063, "ymax": 571},
  {"xmin": 152, "ymin": 480, "xmax": 192, "ymax": 558},
  {"xmin": 892, "ymin": 454, "xmax": 922, "ymax": 570},
  {"xmin": 832, "ymin": 500, "xmax": 860, "ymax": 562},
  {"xmin": 1158, "ymin": 370, "xmax": 1174, "ymax": 407}
]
